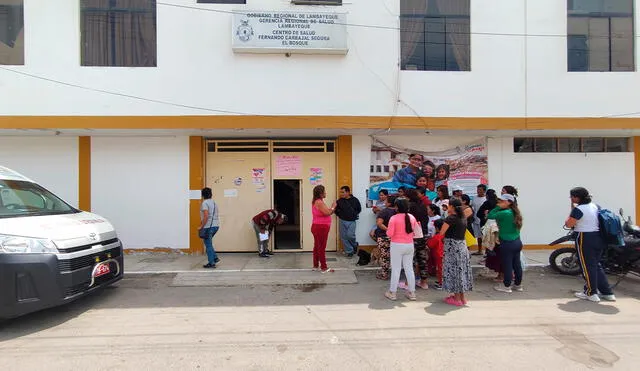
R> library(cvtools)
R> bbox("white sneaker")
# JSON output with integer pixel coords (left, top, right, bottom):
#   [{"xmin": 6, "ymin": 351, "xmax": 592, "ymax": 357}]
[
  {"xmin": 575, "ymin": 292, "xmax": 600, "ymax": 302},
  {"xmin": 600, "ymin": 294, "xmax": 616, "ymax": 302},
  {"xmin": 512, "ymin": 285, "xmax": 524, "ymax": 292},
  {"xmin": 494, "ymin": 285, "xmax": 512, "ymax": 293}
]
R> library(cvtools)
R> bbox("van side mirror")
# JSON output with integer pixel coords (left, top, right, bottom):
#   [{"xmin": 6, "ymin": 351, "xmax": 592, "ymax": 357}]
[{"xmin": 619, "ymin": 208, "xmax": 624, "ymax": 217}]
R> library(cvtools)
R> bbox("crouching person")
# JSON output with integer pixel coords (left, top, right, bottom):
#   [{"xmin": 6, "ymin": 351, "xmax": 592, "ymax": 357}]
[{"xmin": 251, "ymin": 209, "xmax": 287, "ymax": 258}]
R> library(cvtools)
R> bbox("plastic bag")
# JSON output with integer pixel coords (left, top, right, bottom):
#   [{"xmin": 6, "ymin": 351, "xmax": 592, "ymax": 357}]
[
  {"xmin": 465, "ymin": 229, "xmax": 476, "ymax": 247},
  {"xmin": 520, "ymin": 251, "xmax": 528, "ymax": 271}
]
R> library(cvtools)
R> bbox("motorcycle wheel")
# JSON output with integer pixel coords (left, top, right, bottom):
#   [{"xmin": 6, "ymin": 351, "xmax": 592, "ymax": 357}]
[{"xmin": 549, "ymin": 247, "xmax": 582, "ymax": 276}]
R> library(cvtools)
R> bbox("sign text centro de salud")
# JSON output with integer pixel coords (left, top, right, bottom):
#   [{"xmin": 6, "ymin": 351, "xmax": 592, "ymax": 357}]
[{"xmin": 232, "ymin": 10, "xmax": 348, "ymax": 55}]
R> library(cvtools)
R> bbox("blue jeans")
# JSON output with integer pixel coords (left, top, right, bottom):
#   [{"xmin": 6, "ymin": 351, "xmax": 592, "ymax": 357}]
[
  {"xmin": 339, "ymin": 219, "xmax": 358, "ymax": 255},
  {"xmin": 203, "ymin": 226, "xmax": 219, "ymax": 264},
  {"xmin": 499, "ymin": 238, "xmax": 523, "ymax": 287}
]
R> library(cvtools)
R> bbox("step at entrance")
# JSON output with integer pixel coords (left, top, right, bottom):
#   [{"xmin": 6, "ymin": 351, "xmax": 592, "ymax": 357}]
[{"xmin": 171, "ymin": 270, "xmax": 358, "ymax": 287}]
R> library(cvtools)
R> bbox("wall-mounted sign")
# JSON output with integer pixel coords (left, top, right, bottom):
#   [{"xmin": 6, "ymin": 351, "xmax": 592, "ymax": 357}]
[{"xmin": 232, "ymin": 10, "xmax": 348, "ymax": 55}]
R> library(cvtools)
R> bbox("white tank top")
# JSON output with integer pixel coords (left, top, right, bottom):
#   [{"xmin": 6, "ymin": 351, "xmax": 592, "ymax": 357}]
[{"xmin": 574, "ymin": 203, "xmax": 600, "ymax": 233}]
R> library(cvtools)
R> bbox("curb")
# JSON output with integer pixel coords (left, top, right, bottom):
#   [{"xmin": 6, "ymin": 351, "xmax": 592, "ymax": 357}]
[{"xmin": 124, "ymin": 263, "xmax": 548, "ymax": 275}]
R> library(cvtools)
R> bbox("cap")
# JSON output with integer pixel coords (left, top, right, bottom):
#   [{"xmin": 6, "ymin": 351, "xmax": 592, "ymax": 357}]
[
  {"xmin": 499, "ymin": 194, "xmax": 516, "ymax": 203},
  {"xmin": 452, "ymin": 185, "xmax": 464, "ymax": 192}
]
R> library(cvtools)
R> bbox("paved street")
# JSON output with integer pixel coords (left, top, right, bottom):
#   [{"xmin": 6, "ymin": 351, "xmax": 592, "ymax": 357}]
[{"xmin": 1, "ymin": 268, "xmax": 639, "ymax": 371}]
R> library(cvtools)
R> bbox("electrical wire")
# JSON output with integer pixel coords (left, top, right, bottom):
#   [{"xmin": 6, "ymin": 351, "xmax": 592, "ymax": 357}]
[
  {"xmin": 1, "ymin": 65, "xmax": 637, "ymax": 133},
  {"xmin": 156, "ymin": 1, "xmax": 639, "ymax": 40},
  {"xmin": 1, "ymin": 2, "xmax": 638, "ymax": 131},
  {"xmin": 0, "ymin": 66, "xmax": 404, "ymax": 128}
]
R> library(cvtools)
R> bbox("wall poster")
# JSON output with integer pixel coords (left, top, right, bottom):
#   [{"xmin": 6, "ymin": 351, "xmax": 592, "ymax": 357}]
[
  {"xmin": 276, "ymin": 155, "xmax": 301, "ymax": 177},
  {"xmin": 309, "ymin": 167, "xmax": 323, "ymax": 185},
  {"xmin": 368, "ymin": 139, "xmax": 488, "ymax": 203}
]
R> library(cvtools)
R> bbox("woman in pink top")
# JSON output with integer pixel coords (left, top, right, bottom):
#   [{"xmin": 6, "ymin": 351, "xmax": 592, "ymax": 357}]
[
  {"xmin": 311, "ymin": 185, "xmax": 336, "ymax": 273},
  {"xmin": 384, "ymin": 198, "xmax": 419, "ymax": 301}
]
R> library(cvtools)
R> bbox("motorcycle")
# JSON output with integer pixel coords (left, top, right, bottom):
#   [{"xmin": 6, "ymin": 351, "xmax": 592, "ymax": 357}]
[{"xmin": 548, "ymin": 209, "xmax": 640, "ymax": 288}]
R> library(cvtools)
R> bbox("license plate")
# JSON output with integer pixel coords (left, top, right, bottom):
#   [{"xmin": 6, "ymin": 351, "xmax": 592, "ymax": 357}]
[{"xmin": 92, "ymin": 262, "xmax": 111, "ymax": 278}]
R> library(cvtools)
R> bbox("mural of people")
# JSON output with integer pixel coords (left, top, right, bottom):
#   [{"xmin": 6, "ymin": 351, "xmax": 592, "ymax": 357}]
[{"xmin": 368, "ymin": 140, "xmax": 488, "ymax": 206}]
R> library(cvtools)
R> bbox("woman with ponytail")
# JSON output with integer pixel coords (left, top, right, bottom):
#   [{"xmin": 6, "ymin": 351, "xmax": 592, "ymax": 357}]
[
  {"xmin": 488, "ymin": 194, "xmax": 524, "ymax": 293},
  {"xmin": 439, "ymin": 198, "xmax": 473, "ymax": 306},
  {"xmin": 384, "ymin": 198, "xmax": 420, "ymax": 301}
]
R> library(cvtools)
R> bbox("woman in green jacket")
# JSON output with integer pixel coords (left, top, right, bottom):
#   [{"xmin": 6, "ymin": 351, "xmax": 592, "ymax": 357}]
[{"xmin": 488, "ymin": 194, "xmax": 524, "ymax": 293}]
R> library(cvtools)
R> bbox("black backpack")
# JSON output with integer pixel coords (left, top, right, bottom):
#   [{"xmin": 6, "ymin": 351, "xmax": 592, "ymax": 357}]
[{"xmin": 356, "ymin": 249, "xmax": 371, "ymax": 266}]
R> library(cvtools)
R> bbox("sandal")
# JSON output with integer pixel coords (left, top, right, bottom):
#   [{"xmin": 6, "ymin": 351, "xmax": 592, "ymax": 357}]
[
  {"xmin": 321, "ymin": 268, "xmax": 335, "ymax": 274},
  {"xmin": 444, "ymin": 296, "xmax": 464, "ymax": 307},
  {"xmin": 405, "ymin": 291, "xmax": 417, "ymax": 301},
  {"xmin": 385, "ymin": 291, "xmax": 397, "ymax": 301}
]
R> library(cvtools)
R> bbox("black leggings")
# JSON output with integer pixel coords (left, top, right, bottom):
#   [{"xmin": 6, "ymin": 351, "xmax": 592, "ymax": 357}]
[{"xmin": 576, "ymin": 232, "xmax": 613, "ymax": 296}]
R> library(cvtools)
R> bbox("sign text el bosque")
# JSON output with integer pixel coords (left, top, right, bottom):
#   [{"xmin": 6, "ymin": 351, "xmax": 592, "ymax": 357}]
[{"xmin": 232, "ymin": 10, "xmax": 348, "ymax": 55}]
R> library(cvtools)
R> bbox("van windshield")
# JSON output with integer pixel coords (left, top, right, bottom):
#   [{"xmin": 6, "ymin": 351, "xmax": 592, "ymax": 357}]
[{"xmin": 0, "ymin": 180, "xmax": 78, "ymax": 218}]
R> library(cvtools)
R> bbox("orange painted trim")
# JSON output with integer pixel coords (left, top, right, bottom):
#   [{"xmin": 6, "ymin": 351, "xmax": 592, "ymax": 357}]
[
  {"xmin": 125, "ymin": 248, "xmax": 190, "ymax": 255},
  {"xmin": 336, "ymin": 135, "xmax": 352, "ymax": 253},
  {"xmin": 635, "ymin": 137, "xmax": 640, "ymax": 224},
  {"xmin": 1, "ymin": 116, "xmax": 639, "ymax": 130},
  {"xmin": 78, "ymin": 136, "xmax": 91, "ymax": 211},
  {"xmin": 189, "ymin": 137, "xmax": 205, "ymax": 254}
]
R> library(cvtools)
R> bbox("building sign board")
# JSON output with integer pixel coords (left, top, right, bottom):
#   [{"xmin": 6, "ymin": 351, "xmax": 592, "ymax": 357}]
[{"xmin": 232, "ymin": 10, "xmax": 348, "ymax": 55}]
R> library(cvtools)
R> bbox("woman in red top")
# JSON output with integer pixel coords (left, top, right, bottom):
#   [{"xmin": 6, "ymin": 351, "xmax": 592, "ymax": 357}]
[{"xmin": 311, "ymin": 185, "xmax": 336, "ymax": 273}]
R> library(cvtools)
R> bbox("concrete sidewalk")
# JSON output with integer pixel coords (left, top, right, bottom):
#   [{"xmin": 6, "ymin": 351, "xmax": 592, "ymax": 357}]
[{"xmin": 124, "ymin": 249, "xmax": 552, "ymax": 274}]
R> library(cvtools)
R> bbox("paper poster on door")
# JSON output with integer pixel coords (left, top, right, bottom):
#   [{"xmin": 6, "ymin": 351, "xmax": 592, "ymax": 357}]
[
  {"xmin": 251, "ymin": 168, "xmax": 266, "ymax": 187},
  {"xmin": 224, "ymin": 189, "xmax": 238, "ymax": 198},
  {"xmin": 276, "ymin": 155, "xmax": 301, "ymax": 177},
  {"xmin": 310, "ymin": 167, "xmax": 323, "ymax": 185}
]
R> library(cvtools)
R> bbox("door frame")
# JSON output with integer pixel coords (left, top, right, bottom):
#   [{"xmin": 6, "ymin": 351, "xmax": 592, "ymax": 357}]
[{"xmin": 203, "ymin": 138, "xmax": 339, "ymax": 253}]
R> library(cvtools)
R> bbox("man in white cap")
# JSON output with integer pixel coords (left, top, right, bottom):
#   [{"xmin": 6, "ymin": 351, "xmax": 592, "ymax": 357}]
[{"xmin": 451, "ymin": 185, "xmax": 464, "ymax": 200}]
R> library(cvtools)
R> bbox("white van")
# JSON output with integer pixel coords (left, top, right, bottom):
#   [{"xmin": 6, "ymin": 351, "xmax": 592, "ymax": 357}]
[{"xmin": 0, "ymin": 166, "xmax": 123, "ymax": 319}]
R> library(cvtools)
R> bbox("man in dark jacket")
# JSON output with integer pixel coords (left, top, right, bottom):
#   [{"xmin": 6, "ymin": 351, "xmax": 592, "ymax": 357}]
[{"xmin": 334, "ymin": 186, "xmax": 362, "ymax": 257}]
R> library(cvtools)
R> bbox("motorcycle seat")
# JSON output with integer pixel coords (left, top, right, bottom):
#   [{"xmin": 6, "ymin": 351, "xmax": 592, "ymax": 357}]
[
  {"xmin": 624, "ymin": 223, "xmax": 640, "ymax": 238},
  {"xmin": 624, "ymin": 226, "xmax": 640, "ymax": 238}
]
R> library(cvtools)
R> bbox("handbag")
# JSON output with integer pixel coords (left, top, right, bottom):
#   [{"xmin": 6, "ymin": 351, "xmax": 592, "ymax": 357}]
[
  {"xmin": 413, "ymin": 221, "xmax": 424, "ymax": 239},
  {"xmin": 198, "ymin": 228, "xmax": 207, "ymax": 239}
]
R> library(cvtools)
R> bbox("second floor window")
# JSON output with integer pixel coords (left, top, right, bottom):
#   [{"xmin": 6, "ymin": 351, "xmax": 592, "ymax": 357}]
[
  {"xmin": 81, "ymin": 0, "xmax": 157, "ymax": 67},
  {"xmin": 0, "ymin": 0, "xmax": 24, "ymax": 65},
  {"xmin": 401, "ymin": 0, "xmax": 471, "ymax": 71},
  {"xmin": 567, "ymin": 0, "xmax": 635, "ymax": 72}
]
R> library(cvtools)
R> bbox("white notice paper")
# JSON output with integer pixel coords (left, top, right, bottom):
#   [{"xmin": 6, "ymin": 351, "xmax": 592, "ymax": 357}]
[
  {"xmin": 224, "ymin": 189, "xmax": 238, "ymax": 198},
  {"xmin": 259, "ymin": 232, "xmax": 270, "ymax": 241}
]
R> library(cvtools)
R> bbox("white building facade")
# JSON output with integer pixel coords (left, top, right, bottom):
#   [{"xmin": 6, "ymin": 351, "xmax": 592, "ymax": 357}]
[{"xmin": 1, "ymin": 0, "xmax": 639, "ymax": 253}]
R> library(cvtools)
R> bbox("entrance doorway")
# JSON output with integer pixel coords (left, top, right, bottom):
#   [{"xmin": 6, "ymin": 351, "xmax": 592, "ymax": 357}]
[
  {"xmin": 273, "ymin": 179, "xmax": 301, "ymax": 250},
  {"xmin": 205, "ymin": 139, "xmax": 336, "ymax": 252}
]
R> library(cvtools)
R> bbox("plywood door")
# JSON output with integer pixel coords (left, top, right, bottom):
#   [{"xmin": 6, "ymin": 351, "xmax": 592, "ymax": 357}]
[
  {"xmin": 206, "ymin": 152, "xmax": 271, "ymax": 252},
  {"xmin": 272, "ymin": 152, "xmax": 336, "ymax": 252}
]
